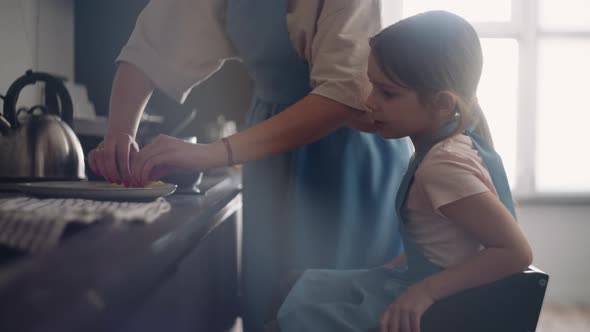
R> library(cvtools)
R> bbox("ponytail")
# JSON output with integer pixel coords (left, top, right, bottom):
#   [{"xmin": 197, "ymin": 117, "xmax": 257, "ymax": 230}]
[
  {"xmin": 455, "ymin": 97, "xmax": 494, "ymax": 148},
  {"xmin": 469, "ymin": 104, "xmax": 494, "ymax": 148}
]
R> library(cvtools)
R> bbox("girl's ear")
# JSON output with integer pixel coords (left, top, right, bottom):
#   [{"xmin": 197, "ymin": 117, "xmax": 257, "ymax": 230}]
[{"xmin": 433, "ymin": 91, "xmax": 458, "ymax": 119}]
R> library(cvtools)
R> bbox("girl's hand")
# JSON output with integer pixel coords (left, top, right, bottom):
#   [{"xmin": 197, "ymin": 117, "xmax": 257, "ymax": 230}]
[
  {"xmin": 380, "ymin": 283, "xmax": 435, "ymax": 332},
  {"xmin": 130, "ymin": 134, "xmax": 210, "ymax": 187},
  {"xmin": 88, "ymin": 132, "xmax": 139, "ymax": 185}
]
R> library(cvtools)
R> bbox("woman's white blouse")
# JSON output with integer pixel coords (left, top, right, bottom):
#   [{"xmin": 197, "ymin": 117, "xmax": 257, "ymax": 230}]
[{"xmin": 117, "ymin": 0, "xmax": 383, "ymax": 111}]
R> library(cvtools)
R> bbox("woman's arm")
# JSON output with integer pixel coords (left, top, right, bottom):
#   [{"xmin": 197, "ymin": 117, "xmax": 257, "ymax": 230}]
[
  {"xmin": 106, "ymin": 62, "xmax": 154, "ymax": 138},
  {"xmin": 90, "ymin": 0, "xmax": 236, "ymax": 185},
  {"xmin": 420, "ymin": 191, "xmax": 533, "ymax": 300},
  {"xmin": 88, "ymin": 62, "xmax": 154, "ymax": 184},
  {"xmin": 295, "ymin": 0, "xmax": 382, "ymax": 133},
  {"xmin": 226, "ymin": 93, "xmax": 361, "ymax": 164},
  {"xmin": 130, "ymin": 93, "xmax": 366, "ymax": 186}
]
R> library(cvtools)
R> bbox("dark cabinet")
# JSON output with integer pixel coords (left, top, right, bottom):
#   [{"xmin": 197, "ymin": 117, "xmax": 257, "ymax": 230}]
[{"xmin": 113, "ymin": 212, "xmax": 240, "ymax": 332}]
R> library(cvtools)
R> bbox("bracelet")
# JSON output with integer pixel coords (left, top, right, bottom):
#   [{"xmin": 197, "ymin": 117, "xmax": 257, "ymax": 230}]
[{"xmin": 221, "ymin": 137, "xmax": 234, "ymax": 166}]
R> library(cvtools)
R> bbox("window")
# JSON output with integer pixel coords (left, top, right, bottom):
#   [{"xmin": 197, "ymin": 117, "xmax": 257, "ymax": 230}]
[
  {"xmin": 402, "ymin": 0, "xmax": 512, "ymax": 22},
  {"xmin": 381, "ymin": 0, "xmax": 590, "ymax": 197}
]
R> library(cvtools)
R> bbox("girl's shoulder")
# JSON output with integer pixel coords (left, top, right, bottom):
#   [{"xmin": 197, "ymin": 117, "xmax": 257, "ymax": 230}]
[
  {"xmin": 416, "ymin": 134, "xmax": 490, "ymax": 182},
  {"xmin": 413, "ymin": 134, "xmax": 498, "ymax": 208},
  {"xmin": 425, "ymin": 133, "xmax": 481, "ymax": 163}
]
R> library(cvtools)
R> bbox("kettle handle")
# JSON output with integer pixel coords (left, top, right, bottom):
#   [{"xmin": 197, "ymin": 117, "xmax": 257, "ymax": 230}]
[{"xmin": 2, "ymin": 70, "xmax": 74, "ymax": 129}]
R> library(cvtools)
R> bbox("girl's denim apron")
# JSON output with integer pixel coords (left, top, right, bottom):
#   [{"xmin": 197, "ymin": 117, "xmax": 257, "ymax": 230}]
[{"xmin": 277, "ymin": 118, "xmax": 516, "ymax": 331}]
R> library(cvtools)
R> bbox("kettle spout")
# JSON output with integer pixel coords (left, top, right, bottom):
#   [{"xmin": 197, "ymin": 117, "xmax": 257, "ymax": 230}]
[{"xmin": 0, "ymin": 116, "xmax": 11, "ymax": 136}]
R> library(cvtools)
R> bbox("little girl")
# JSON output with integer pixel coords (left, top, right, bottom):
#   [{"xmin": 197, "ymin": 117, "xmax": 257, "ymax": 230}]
[{"xmin": 274, "ymin": 10, "xmax": 533, "ymax": 332}]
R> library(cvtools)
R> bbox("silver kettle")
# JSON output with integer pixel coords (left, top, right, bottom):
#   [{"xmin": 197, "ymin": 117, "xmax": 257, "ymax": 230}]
[{"xmin": 0, "ymin": 70, "xmax": 85, "ymax": 182}]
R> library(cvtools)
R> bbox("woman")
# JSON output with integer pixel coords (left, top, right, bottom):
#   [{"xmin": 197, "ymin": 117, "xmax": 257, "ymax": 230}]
[{"xmin": 88, "ymin": 1, "xmax": 411, "ymax": 331}]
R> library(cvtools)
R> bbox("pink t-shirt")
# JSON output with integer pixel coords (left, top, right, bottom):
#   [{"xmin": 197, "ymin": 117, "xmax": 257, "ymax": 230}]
[{"xmin": 403, "ymin": 134, "xmax": 498, "ymax": 268}]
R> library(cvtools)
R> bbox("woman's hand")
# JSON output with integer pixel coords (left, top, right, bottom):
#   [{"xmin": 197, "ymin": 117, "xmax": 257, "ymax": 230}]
[
  {"xmin": 129, "ymin": 134, "xmax": 218, "ymax": 187},
  {"xmin": 380, "ymin": 283, "xmax": 435, "ymax": 332},
  {"xmin": 88, "ymin": 132, "xmax": 139, "ymax": 185},
  {"xmin": 382, "ymin": 254, "xmax": 407, "ymax": 269},
  {"xmin": 345, "ymin": 110, "xmax": 378, "ymax": 133}
]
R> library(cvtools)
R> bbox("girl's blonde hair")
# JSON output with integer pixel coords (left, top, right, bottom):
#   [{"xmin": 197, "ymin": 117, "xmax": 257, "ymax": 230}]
[{"xmin": 370, "ymin": 10, "xmax": 494, "ymax": 147}]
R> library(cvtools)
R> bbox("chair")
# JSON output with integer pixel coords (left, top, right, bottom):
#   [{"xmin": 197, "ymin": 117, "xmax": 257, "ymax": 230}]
[
  {"xmin": 418, "ymin": 265, "xmax": 549, "ymax": 332},
  {"xmin": 269, "ymin": 266, "xmax": 549, "ymax": 332}
]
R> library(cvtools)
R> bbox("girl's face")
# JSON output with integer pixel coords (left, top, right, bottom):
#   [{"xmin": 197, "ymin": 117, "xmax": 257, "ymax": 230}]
[{"xmin": 366, "ymin": 53, "xmax": 438, "ymax": 141}]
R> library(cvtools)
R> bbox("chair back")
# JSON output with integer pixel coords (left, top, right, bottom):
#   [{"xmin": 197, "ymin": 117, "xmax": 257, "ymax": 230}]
[{"xmin": 420, "ymin": 265, "xmax": 549, "ymax": 332}]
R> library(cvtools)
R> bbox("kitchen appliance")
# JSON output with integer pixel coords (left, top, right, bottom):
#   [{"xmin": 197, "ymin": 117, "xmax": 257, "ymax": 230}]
[{"xmin": 0, "ymin": 70, "xmax": 85, "ymax": 182}]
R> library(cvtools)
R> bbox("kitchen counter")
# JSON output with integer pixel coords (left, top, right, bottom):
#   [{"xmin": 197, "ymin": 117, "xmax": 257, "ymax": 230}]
[{"xmin": 0, "ymin": 170, "xmax": 242, "ymax": 332}]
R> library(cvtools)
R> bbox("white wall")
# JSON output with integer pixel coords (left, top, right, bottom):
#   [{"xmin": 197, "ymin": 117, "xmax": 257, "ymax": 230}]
[
  {"xmin": 518, "ymin": 203, "xmax": 590, "ymax": 305},
  {"xmin": 0, "ymin": 0, "xmax": 73, "ymax": 108}
]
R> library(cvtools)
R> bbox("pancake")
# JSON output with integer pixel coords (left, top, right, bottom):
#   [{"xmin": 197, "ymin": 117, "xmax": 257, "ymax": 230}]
[{"xmin": 94, "ymin": 181, "xmax": 166, "ymax": 189}]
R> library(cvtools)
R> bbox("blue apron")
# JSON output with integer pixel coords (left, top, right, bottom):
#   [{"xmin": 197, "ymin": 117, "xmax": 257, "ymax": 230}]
[
  {"xmin": 225, "ymin": 1, "xmax": 411, "ymax": 330},
  {"xmin": 277, "ymin": 118, "xmax": 516, "ymax": 331}
]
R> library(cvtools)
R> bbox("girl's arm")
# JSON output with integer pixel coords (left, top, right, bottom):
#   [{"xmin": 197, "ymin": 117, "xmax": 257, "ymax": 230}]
[
  {"xmin": 420, "ymin": 191, "xmax": 533, "ymax": 300},
  {"xmin": 380, "ymin": 191, "xmax": 532, "ymax": 332}
]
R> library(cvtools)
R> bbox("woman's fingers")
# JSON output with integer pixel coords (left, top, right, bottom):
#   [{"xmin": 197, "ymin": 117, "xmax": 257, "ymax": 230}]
[
  {"xmin": 128, "ymin": 147, "xmax": 138, "ymax": 185},
  {"xmin": 401, "ymin": 309, "xmax": 411, "ymax": 332},
  {"xmin": 87, "ymin": 133, "xmax": 139, "ymax": 184},
  {"xmin": 116, "ymin": 142, "xmax": 130, "ymax": 185},
  {"xmin": 102, "ymin": 141, "xmax": 121, "ymax": 183},
  {"xmin": 89, "ymin": 143, "xmax": 109, "ymax": 181},
  {"xmin": 87, "ymin": 148, "xmax": 100, "ymax": 176},
  {"xmin": 131, "ymin": 144, "xmax": 160, "ymax": 186},
  {"xmin": 130, "ymin": 135, "xmax": 160, "ymax": 180},
  {"xmin": 95, "ymin": 145, "xmax": 112, "ymax": 182},
  {"xmin": 411, "ymin": 310, "xmax": 421, "ymax": 332},
  {"xmin": 390, "ymin": 307, "xmax": 400, "ymax": 332},
  {"xmin": 131, "ymin": 136, "xmax": 173, "ymax": 186},
  {"xmin": 129, "ymin": 135, "xmax": 203, "ymax": 187},
  {"xmin": 346, "ymin": 110, "xmax": 378, "ymax": 132},
  {"xmin": 381, "ymin": 304, "xmax": 401, "ymax": 332},
  {"xmin": 380, "ymin": 307, "xmax": 391, "ymax": 332},
  {"xmin": 117, "ymin": 136, "xmax": 138, "ymax": 186},
  {"xmin": 139, "ymin": 152, "xmax": 173, "ymax": 186}
]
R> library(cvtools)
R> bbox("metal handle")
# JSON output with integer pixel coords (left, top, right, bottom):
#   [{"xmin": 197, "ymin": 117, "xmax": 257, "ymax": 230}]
[{"xmin": 2, "ymin": 70, "xmax": 74, "ymax": 128}]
